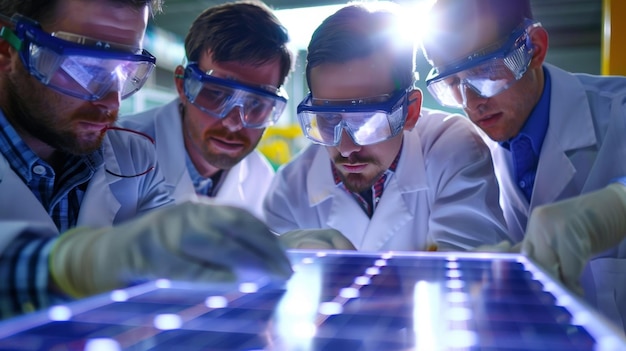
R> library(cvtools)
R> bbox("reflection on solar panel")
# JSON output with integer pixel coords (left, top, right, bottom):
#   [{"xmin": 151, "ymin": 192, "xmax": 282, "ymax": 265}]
[{"xmin": 0, "ymin": 251, "xmax": 625, "ymax": 350}]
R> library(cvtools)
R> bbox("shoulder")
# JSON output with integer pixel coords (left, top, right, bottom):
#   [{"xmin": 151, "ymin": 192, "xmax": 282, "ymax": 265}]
[
  {"xmin": 118, "ymin": 99, "xmax": 180, "ymax": 134},
  {"xmin": 548, "ymin": 64, "xmax": 626, "ymax": 98},
  {"xmin": 243, "ymin": 150, "xmax": 275, "ymax": 175},
  {"xmin": 411, "ymin": 107, "xmax": 489, "ymax": 161},
  {"xmin": 415, "ymin": 108, "xmax": 482, "ymax": 142},
  {"xmin": 275, "ymin": 144, "xmax": 321, "ymax": 179}
]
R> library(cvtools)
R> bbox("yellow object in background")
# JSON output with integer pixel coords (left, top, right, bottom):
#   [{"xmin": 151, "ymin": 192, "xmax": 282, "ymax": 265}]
[{"xmin": 259, "ymin": 124, "xmax": 307, "ymax": 169}]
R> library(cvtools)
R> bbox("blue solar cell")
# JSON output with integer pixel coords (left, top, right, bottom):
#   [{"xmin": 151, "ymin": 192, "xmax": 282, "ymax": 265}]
[{"xmin": 0, "ymin": 251, "xmax": 624, "ymax": 351}]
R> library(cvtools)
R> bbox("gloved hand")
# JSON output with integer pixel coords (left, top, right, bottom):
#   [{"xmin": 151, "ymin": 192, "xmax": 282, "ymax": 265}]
[
  {"xmin": 522, "ymin": 183, "xmax": 626, "ymax": 293},
  {"xmin": 278, "ymin": 229, "xmax": 357, "ymax": 250},
  {"xmin": 50, "ymin": 201, "xmax": 293, "ymax": 298}
]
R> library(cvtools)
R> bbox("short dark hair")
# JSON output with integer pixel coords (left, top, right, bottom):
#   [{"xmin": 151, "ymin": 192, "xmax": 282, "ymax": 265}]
[
  {"xmin": 305, "ymin": 5, "xmax": 416, "ymax": 92},
  {"xmin": 0, "ymin": 0, "xmax": 163, "ymax": 25},
  {"xmin": 422, "ymin": 0, "xmax": 533, "ymax": 62},
  {"xmin": 184, "ymin": 0, "xmax": 293, "ymax": 87}
]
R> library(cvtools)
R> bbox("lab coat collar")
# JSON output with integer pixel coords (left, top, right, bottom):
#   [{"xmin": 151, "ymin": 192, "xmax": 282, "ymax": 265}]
[
  {"xmin": 545, "ymin": 63, "xmax": 597, "ymax": 151},
  {"xmin": 153, "ymin": 99, "xmax": 189, "ymax": 189},
  {"xmin": 306, "ymin": 129, "xmax": 429, "ymax": 207},
  {"xmin": 531, "ymin": 64, "xmax": 597, "ymax": 207}
]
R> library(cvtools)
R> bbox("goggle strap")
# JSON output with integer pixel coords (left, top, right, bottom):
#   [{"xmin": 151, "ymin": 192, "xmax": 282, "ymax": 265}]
[{"xmin": 0, "ymin": 26, "xmax": 22, "ymax": 51}]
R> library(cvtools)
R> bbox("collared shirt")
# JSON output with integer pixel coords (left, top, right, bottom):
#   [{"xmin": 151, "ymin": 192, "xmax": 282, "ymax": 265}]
[
  {"xmin": 0, "ymin": 111, "xmax": 101, "ymax": 319},
  {"xmin": 500, "ymin": 67, "xmax": 552, "ymax": 201},
  {"xmin": 185, "ymin": 152, "xmax": 224, "ymax": 197},
  {"xmin": 0, "ymin": 113, "xmax": 103, "ymax": 232},
  {"xmin": 332, "ymin": 146, "xmax": 402, "ymax": 218}
]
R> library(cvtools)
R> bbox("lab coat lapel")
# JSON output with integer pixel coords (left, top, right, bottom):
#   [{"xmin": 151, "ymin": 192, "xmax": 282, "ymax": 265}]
[
  {"xmin": 306, "ymin": 147, "xmax": 370, "ymax": 246},
  {"xmin": 358, "ymin": 131, "xmax": 427, "ymax": 250},
  {"xmin": 77, "ymin": 167, "xmax": 120, "ymax": 227},
  {"xmin": 155, "ymin": 100, "xmax": 190, "ymax": 192},
  {"xmin": 360, "ymin": 178, "xmax": 412, "ymax": 251},
  {"xmin": 532, "ymin": 65, "xmax": 597, "ymax": 207},
  {"xmin": 0, "ymin": 154, "xmax": 57, "ymax": 231}
]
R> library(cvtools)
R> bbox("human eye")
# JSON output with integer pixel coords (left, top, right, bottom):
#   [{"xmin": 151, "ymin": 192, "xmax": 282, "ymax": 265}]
[{"xmin": 443, "ymin": 75, "xmax": 461, "ymax": 88}]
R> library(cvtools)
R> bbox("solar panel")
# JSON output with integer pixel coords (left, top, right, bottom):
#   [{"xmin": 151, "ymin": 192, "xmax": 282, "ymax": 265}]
[{"xmin": 0, "ymin": 250, "xmax": 624, "ymax": 350}]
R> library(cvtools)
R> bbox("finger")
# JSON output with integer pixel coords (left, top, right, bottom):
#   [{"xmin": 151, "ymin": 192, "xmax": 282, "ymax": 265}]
[{"xmin": 194, "ymin": 206, "xmax": 293, "ymax": 275}]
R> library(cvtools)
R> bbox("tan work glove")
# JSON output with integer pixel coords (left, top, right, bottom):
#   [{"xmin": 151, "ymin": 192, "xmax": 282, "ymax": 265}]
[
  {"xmin": 522, "ymin": 183, "xmax": 626, "ymax": 293},
  {"xmin": 278, "ymin": 229, "xmax": 357, "ymax": 250},
  {"xmin": 50, "ymin": 201, "xmax": 293, "ymax": 298}
]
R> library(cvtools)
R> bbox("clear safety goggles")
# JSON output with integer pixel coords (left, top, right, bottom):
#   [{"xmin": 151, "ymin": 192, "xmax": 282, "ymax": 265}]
[
  {"xmin": 296, "ymin": 89, "xmax": 410, "ymax": 146},
  {"xmin": 0, "ymin": 14, "xmax": 156, "ymax": 101},
  {"xmin": 426, "ymin": 19, "xmax": 540, "ymax": 108},
  {"xmin": 183, "ymin": 63, "xmax": 288, "ymax": 129}
]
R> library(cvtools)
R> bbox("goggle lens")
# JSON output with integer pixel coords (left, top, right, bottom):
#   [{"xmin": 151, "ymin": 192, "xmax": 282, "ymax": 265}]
[
  {"xmin": 426, "ymin": 20, "xmax": 538, "ymax": 108},
  {"xmin": 1, "ymin": 14, "xmax": 156, "ymax": 101},
  {"xmin": 297, "ymin": 90, "xmax": 408, "ymax": 146},
  {"xmin": 29, "ymin": 42, "xmax": 154, "ymax": 101},
  {"xmin": 183, "ymin": 64, "xmax": 287, "ymax": 129}
]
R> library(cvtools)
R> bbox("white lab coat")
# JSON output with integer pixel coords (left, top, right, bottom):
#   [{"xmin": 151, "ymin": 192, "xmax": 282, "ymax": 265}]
[
  {"xmin": 0, "ymin": 131, "xmax": 174, "ymax": 249},
  {"xmin": 264, "ymin": 108, "xmax": 509, "ymax": 251},
  {"xmin": 486, "ymin": 63, "xmax": 626, "ymax": 330},
  {"xmin": 119, "ymin": 99, "xmax": 275, "ymax": 220}
]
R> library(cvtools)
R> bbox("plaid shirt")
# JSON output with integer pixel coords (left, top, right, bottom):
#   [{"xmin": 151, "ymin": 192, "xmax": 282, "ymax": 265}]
[
  {"xmin": 0, "ymin": 112, "xmax": 102, "ymax": 319},
  {"xmin": 332, "ymin": 147, "xmax": 402, "ymax": 218}
]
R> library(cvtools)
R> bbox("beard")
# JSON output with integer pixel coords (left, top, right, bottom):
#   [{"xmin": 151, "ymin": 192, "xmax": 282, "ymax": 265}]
[
  {"xmin": 333, "ymin": 153, "xmax": 385, "ymax": 193},
  {"xmin": 195, "ymin": 125, "xmax": 260, "ymax": 171},
  {"xmin": 5, "ymin": 71, "xmax": 116, "ymax": 155}
]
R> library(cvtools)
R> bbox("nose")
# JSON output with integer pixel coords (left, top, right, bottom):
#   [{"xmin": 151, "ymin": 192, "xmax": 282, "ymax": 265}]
[
  {"xmin": 92, "ymin": 90, "xmax": 121, "ymax": 116},
  {"xmin": 460, "ymin": 83, "xmax": 488, "ymax": 112},
  {"xmin": 221, "ymin": 106, "xmax": 244, "ymax": 132},
  {"xmin": 337, "ymin": 128, "xmax": 361, "ymax": 157}
]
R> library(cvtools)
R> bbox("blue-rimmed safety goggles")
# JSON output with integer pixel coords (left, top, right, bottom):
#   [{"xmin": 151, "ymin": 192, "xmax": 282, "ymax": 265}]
[
  {"xmin": 183, "ymin": 63, "xmax": 288, "ymax": 129},
  {"xmin": 297, "ymin": 88, "xmax": 410, "ymax": 146},
  {"xmin": 0, "ymin": 14, "xmax": 156, "ymax": 101},
  {"xmin": 426, "ymin": 19, "xmax": 540, "ymax": 108}
]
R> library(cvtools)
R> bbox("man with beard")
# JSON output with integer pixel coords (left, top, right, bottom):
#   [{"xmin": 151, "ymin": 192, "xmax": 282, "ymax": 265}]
[
  {"xmin": 119, "ymin": 1, "xmax": 293, "ymax": 220},
  {"xmin": 421, "ymin": 0, "xmax": 626, "ymax": 330},
  {"xmin": 262, "ymin": 4, "xmax": 510, "ymax": 252},
  {"xmin": 0, "ymin": 0, "xmax": 293, "ymax": 319}
]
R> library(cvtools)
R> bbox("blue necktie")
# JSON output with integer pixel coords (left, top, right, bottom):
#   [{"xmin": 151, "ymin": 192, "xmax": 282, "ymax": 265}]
[{"xmin": 512, "ymin": 136, "xmax": 537, "ymax": 202}]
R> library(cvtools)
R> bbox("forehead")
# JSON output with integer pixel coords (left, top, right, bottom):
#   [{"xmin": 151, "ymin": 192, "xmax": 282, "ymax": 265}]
[
  {"xmin": 46, "ymin": 0, "xmax": 148, "ymax": 48},
  {"xmin": 309, "ymin": 52, "xmax": 396, "ymax": 101},
  {"xmin": 427, "ymin": 13, "xmax": 501, "ymax": 68},
  {"xmin": 198, "ymin": 50, "xmax": 282, "ymax": 88}
]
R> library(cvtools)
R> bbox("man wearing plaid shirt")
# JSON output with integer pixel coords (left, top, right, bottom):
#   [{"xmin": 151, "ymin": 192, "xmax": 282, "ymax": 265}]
[{"xmin": 0, "ymin": 0, "xmax": 292, "ymax": 320}]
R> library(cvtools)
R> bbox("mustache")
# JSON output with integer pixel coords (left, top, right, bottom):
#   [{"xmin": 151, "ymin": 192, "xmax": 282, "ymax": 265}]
[
  {"xmin": 206, "ymin": 128, "xmax": 251, "ymax": 144},
  {"xmin": 74, "ymin": 108, "xmax": 118, "ymax": 124},
  {"xmin": 333, "ymin": 154, "xmax": 375, "ymax": 165}
]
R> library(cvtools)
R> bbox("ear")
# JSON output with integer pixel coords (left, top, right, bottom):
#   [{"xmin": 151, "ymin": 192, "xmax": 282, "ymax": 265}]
[
  {"xmin": 0, "ymin": 37, "xmax": 15, "ymax": 72},
  {"xmin": 174, "ymin": 65, "xmax": 186, "ymax": 101},
  {"xmin": 404, "ymin": 89, "xmax": 422, "ymax": 130},
  {"xmin": 528, "ymin": 26, "xmax": 549, "ymax": 69}
]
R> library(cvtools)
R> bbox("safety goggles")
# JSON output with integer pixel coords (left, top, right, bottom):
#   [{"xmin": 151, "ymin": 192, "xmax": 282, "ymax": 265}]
[
  {"xmin": 426, "ymin": 19, "xmax": 540, "ymax": 108},
  {"xmin": 183, "ymin": 63, "xmax": 288, "ymax": 129},
  {"xmin": 0, "ymin": 14, "xmax": 156, "ymax": 101},
  {"xmin": 296, "ymin": 89, "xmax": 410, "ymax": 146}
]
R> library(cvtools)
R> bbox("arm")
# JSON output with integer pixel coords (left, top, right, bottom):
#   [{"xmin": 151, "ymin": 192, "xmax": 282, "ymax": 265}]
[
  {"xmin": 50, "ymin": 201, "xmax": 294, "ymax": 298},
  {"xmin": 423, "ymin": 114, "xmax": 510, "ymax": 251},
  {"xmin": 0, "ymin": 222, "xmax": 61, "ymax": 319}
]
